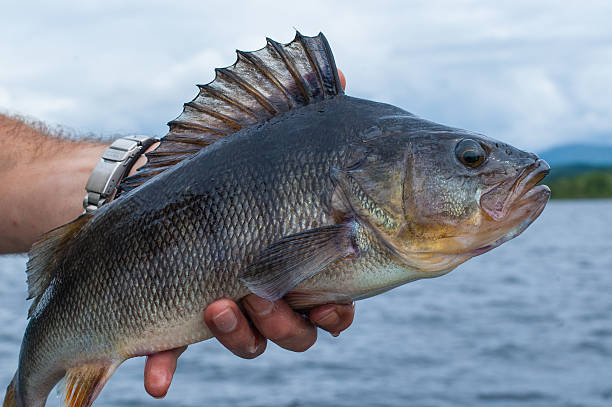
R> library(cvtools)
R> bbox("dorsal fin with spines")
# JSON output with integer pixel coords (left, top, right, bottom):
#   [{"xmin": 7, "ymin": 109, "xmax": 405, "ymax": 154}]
[{"xmin": 117, "ymin": 31, "xmax": 343, "ymax": 195}]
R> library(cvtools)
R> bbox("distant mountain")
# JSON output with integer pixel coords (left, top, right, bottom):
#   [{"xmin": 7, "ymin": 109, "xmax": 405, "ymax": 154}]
[{"xmin": 538, "ymin": 143, "xmax": 612, "ymax": 167}]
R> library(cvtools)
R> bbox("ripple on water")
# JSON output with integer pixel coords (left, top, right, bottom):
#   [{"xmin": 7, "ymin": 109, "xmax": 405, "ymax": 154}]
[
  {"xmin": 574, "ymin": 340, "xmax": 611, "ymax": 357},
  {"xmin": 477, "ymin": 391, "xmax": 557, "ymax": 402},
  {"xmin": 590, "ymin": 327, "xmax": 612, "ymax": 338}
]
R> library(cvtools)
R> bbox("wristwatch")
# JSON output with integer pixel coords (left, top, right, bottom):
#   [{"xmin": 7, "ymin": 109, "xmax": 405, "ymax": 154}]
[{"xmin": 83, "ymin": 135, "xmax": 158, "ymax": 213}]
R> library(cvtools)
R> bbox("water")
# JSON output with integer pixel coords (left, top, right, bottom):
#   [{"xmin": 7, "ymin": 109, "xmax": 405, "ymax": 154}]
[{"xmin": 1, "ymin": 200, "xmax": 611, "ymax": 407}]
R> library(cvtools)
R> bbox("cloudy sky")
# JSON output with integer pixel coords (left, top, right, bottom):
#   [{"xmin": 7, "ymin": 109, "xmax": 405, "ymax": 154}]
[{"xmin": 1, "ymin": 0, "xmax": 610, "ymax": 152}]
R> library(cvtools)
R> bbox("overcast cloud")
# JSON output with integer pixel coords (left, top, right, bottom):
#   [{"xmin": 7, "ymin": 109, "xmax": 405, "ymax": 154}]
[{"xmin": 1, "ymin": 0, "xmax": 610, "ymax": 152}]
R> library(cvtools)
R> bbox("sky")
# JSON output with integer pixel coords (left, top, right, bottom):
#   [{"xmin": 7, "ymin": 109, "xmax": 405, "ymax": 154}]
[{"xmin": 0, "ymin": 0, "xmax": 610, "ymax": 152}]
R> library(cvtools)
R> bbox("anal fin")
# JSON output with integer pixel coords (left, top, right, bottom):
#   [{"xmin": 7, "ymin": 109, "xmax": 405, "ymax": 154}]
[{"xmin": 62, "ymin": 362, "xmax": 119, "ymax": 407}]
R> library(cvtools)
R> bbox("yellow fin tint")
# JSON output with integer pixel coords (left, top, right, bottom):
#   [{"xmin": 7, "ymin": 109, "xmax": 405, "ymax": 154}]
[
  {"xmin": 62, "ymin": 363, "xmax": 118, "ymax": 407},
  {"xmin": 2, "ymin": 376, "xmax": 17, "ymax": 407}
]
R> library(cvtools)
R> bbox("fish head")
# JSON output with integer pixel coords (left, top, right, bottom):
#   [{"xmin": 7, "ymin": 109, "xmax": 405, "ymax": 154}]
[{"xmin": 339, "ymin": 115, "xmax": 550, "ymax": 274}]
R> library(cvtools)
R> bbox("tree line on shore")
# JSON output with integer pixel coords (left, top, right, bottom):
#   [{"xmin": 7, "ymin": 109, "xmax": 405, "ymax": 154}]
[{"xmin": 546, "ymin": 166, "xmax": 612, "ymax": 199}]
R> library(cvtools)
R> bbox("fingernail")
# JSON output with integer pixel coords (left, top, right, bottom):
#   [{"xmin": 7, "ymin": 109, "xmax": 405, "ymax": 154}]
[
  {"xmin": 247, "ymin": 336, "xmax": 259, "ymax": 354},
  {"xmin": 212, "ymin": 308, "xmax": 238, "ymax": 333},
  {"xmin": 314, "ymin": 308, "xmax": 340, "ymax": 328},
  {"xmin": 245, "ymin": 296, "xmax": 274, "ymax": 316}
]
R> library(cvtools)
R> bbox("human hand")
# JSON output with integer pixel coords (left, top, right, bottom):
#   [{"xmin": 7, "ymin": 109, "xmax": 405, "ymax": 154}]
[
  {"xmin": 141, "ymin": 68, "xmax": 350, "ymax": 398},
  {"xmin": 143, "ymin": 297, "xmax": 355, "ymax": 397}
]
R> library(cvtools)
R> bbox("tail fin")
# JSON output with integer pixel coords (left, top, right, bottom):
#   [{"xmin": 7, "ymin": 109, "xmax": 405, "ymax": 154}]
[
  {"xmin": 3, "ymin": 375, "xmax": 17, "ymax": 407},
  {"xmin": 3, "ymin": 362, "xmax": 119, "ymax": 407}
]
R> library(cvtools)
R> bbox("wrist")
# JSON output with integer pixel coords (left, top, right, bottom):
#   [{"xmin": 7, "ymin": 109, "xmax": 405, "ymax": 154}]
[{"xmin": 83, "ymin": 136, "xmax": 158, "ymax": 212}]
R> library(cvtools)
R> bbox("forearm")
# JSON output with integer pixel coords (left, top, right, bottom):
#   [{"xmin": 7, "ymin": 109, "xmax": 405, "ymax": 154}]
[{"xmin": 0, "ymin": 114, "xmax": 107, "ymax": 253}]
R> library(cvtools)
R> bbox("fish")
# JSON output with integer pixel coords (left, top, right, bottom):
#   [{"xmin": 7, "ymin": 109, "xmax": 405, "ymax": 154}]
[{"xmin": 3, "ymin": 32, "xmax": 550, "ymax": 407}]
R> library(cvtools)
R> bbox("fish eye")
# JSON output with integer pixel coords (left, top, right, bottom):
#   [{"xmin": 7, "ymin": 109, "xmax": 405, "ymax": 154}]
[{"xmin": 455, "ymin": 139, "xmax": 486, "ymax": 168}]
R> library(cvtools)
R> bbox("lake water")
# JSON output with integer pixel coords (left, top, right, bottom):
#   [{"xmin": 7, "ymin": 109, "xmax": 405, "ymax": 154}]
[{"xmin": 1, "ymin": 200, "xmax": 611, "ymax": 407}]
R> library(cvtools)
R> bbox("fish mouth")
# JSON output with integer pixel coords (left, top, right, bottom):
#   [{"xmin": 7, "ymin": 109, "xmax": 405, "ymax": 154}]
[
  {"xmin": 513, "ymin": 159, "xmax": 551, "ymax": 201},
  {"xmin": 480, "ymin": 159, "xmax": 550, "ymax": 221},
  {"xmin": 472, "ymin": 159, "xmax": 551, "ymax": 255}
]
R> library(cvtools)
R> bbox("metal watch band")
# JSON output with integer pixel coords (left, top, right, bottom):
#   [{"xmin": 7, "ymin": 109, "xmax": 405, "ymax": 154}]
[{"xmin": 83, "ymin": 135, "xmax": 158, "ymax": 213}]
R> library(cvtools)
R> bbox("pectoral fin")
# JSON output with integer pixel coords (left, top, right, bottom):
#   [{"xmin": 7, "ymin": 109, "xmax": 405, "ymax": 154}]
[{"xmin": 240, "ymin": 222, "xmax": 359, "ymax": 301}]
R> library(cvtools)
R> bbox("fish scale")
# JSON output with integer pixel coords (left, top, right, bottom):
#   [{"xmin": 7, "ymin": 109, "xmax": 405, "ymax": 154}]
[{"xmin": 4, "ymin": 33, "xmax": 550, "ymax": 407}]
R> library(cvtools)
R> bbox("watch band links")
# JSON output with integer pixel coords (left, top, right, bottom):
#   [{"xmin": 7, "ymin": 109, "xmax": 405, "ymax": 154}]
[{"xmin": 83, "ymin": 135, "xmax": 158, "ymax": 213}]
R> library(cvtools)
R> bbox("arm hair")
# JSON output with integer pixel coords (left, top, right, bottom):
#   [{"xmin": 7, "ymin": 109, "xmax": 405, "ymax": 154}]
[{"xmin": 0, "ymin": 113, "xmax": 108, "ymax": 253}]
